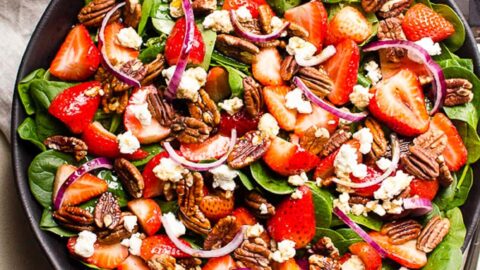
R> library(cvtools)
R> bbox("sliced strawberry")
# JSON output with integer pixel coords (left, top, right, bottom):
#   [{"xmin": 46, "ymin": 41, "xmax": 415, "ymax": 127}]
[
  {"xmin": 128, "ymin": 198, "xmax": 162, "ymax": 236},
  {"xmin": 53, "ymin": 164, "xmax": 108, "ymax": 207},
  {"xmin": 102, "ymin": 21, "xmax": 139, "ymax": 65},
  {"xmin": 402, "ymin": 3, "xmax": 455, "ymax": 42},
  {"xmin": 409, "ymin": 178, "xmax": 439, "ymax": 201},
  {"xmin": 121, "ymin": 149, "xmax": 149, "ymax": 161},
  {"xmin": 202, "ymin": 255, "xmax": 236, "ymax": 270},
  {"xmin": 379, "ymin": 50, "xmax": 430, "ymax": 80},
  {"xmin": 140, "ymin": 235, "xmax": 191, "ymax": 260},
  {"xmin": 314, "ymin": 139, "xmax": 361, "ymax": 179},
  {"xmin": 368, "ymin": 69, "xmax": 430, "ymax": 137},
  {"xmin": 118, "ymin": 255, "xmax": 149, "ymax": 270},
  {"xmin": 204, "ymin": 66, "xmax": 231, "ymax": 102},
  {"xmin": 352, "ymin": 167, "xmax": 382, "ymax": 198},
  {"xmin": 124, "ymin": 86, "xmax": 171, "ymax": 144},
  {"xmin": 323, "ymin": 39, "xmax": 360, "ymax": 106},
  {"xmin": 165, "ymin": 17, "xmax": 205, "ymax": 66},
  {"xmin": 369, "ymin": 232, "xmax": 427, "ymax": 269},
  {"xmin": 199, "ymin": 193, "xmax": 235, "ymax": 221},
  {"xmin": 430, "ymin": 113, "xmax": 468, "ymax": 171},
  {"xmin": 50, "ymin": 24, "xmax": 100, "ymax": 81},
  {"xmin": 82, "ymin": 121, "xmax": 120, "ymax": 158},
  {"xmin": 263, "ymin": 86, "xmax": 297, "ymax": 131},
  {"xmin": 48, "ymin": 81, "xmax": 101, "ymax": 134},
  {"xmin": 85, "ymin": 242, "xmax": 129, "ymax": 269},
  {"xmin": 252, "ymin": 47, "xmax": 283, "ymax": 86},
  {"xmin": 232, "ymin": 207, "xmax": 257, "ymax": 227},
  {"xmin": 218, "ymin": 110, "xmax": 261, "ymax": 137},
  {"xmin": 294, "ymin": 103, "xmax": 339, "ymax": 137},
  {"xmin": 349, "ymin": 242, "xmax": 382, "ymax": 270},
  {"xmin": 142, "ymin": 152, "xmax": 170, "ymax": 198},
  {"xmin": 180, "ymin": 134, "xmax": 231, "ymax": 162},
  {"xmin": 222, "ymin": 0, "xmax": 271, "ymax": 18},
  {"xmin": 326, "ymin": 6, "xmax": 372, "ymax": 45},
  {"xmin": 284, "ymin": 1, "xmax": 328, "ymax": 50},
  {"xmin": 273, "ymin": 258, "xmax": 302, "ymax": 270},
  {"xmin": 267, "ymin": 186, "xmax": 316, "ymax": 248}
]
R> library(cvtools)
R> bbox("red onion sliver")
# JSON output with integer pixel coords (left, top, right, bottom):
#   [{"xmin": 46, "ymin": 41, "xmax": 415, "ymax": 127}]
[
  {"xmin": 293, "ymin": 77, "xmax": 368, "ymax": 122},
  {"xmin": 98, "ymin": 2, "xmax": 141, "ymax": 88},
  {"xmin": 295, "ymin": 45, "xmax": 336, "ymax": 67},
  {"xmin": 331, "ymin": 134, "xmax": 399, "ymax": 189},
  {"xmin": 403, "ymin": 197, "xmax": 433, "ymax": 216},
  {"xmin": 53, "ymin": 157, "xmax": 113, "ymax": 210},
  {"xmin": 162, "ymin": 215, "xmax": 246, "ymax": 258},
  {"xmin": 363, "ymin": 40, "xmax": 446, "ymax": 115},
  {"xmin": 163, "ymin": 129, "xmax": 237, "ymax": 171},
  {"xmin": 333, "ymin": 207, "xmax": 388, "ymax": 258},
  {"xmin": 230, "ymin": 10, "xmax": 290, "ymax": 43}
]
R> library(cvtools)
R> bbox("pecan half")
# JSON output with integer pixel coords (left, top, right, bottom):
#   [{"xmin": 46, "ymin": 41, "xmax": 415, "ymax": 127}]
[
  {"xmin": 401, "ymin": 145, "xmax": 439, "ymax": 180},
  {"xmin": 177, "ymin": 258, "xmax": 202, "ymax": 270},
  {"xmin": 365, "ymin": 118, "xmax": 388, "ymax": 161},
  {"xmin": 148, "ymin": 254, "xmax": 177, "ymax": 270},
  {"xmin": 348, "ymin": 196, "xmax": 370, "ymax": 205},
  {"xmin": 228, "ymin": 130, "xmax": 271, "ymax": 169},
  {"xmin": 413, "ymin": 128, "xmax": 447, "ymax": 157},
  {"xmin": 147, "ymin": 90, "xmax": 176, "ymax": 126},
  {"xmin": 417, "ymin": 216, "xmax": 450, "ymax": 253},
  {"xmin": 437, "ymin": 155, "xmax": 454, "ymax": 187},
  {"xmin": 141, "ymin": 54, "xmax": 166, "ymax": 85},
  {"xmin": 378, "ymin": 0, "xmax": 411, "ymax": 19},
  {"xmin": 53, "ymin": 206, "xmax": 95, "ymax": 232},
  {"xmin": 244, "ymin": 192, "xmax": 275, "ymax": 219},
  {"xmin": 124, "ymin": 0, "xmax": 142, "ymax": 28},
  {"xmin": 308, "ymin": 255, "xmax": 340, "ymax": 270},
  {"xmin": 362, "ymin": 0, "xmax": 387, "ymax": 13},
  {"xmin": 321, "ymin": 129, "xmax": 352, "ymax": 157},
  {"xmin": 97, "ymin": 213, "xmax": 138, "ymax": 244},
  {"xmin": 280, "ymin": 55, "xmax": 300, "ymax": 81},
  {"xmin": 102, "ymin": 90, "xmax": 129, "ymax": 114},
  {"xmin": 384, "ymin": 137, "xmax": 411, "ymax": 159},
  {"xmin": 44, "ymin": 136, "xmax": 88, "ymax": 161},
  {"xmin": 171, "ymin": 116, "xmax": 211, "ymax": 144},
  {"xmin": 258, "ymin": 5, "xmax": 273, "ymax": 33},
  {"xmin": 234, "ymin": 237, "xmax": 272, "ymax": 270},
  {"xmin": 381, "ymin": 219, "xmax": 422, "ymax": 245},
  {"xmin": 216, "ymin": 34, "xmax": 260, "ymax": 64},
  {"xmin": 445, "ymin": 78, "xmax": 474, "ymax": 106},
  {"xmin": 204, "ymin": 216, "xmax": 239, "ymax": 250},
  {"xmin": 300, "ymin": 126, "xmax": 330, "ymax": 155},
  {"xmin": 297, "ymin": 67, "xmax": 333, "ymax": 98},
  {"xmin": 78, "ymin": 0, "xmax": 120, "ymax": 28},
  {"xmin": 188, "ymin": 89, "xmax": 221, "ymax": 128},
  {"xmin": 287, "ymin": 22, "xmax": 309, "ymax": 39},
  {"xmin": 310, "ymin": 237, "xmax": 340, "ymax": 260},
  {"xmin": 243, "ymin": 77, "xmax": 264, "ymax": 118},
  {"xmin": 114, "ymin": 158, "xmax": 145, "ymax": 198},
  {"xmin": 192, "ymin": 0, "xmax": 217, "ymax": 14},
  {"xmin": 377, "ymin": 16, "xmax": 407, "ymax": 63},
  {"xmin": 94, "ymin": 192, "xmax": 121, "ymax": 230}
]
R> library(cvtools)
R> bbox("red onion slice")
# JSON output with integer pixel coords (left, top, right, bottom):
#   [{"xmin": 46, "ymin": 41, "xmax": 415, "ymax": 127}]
[
  {"xmin": 331, "ymin": 134, "xmax": 399, "ymax": 189},
  {"xmin": 363, "ymin": 40, "xmax": 446, "ymax": 115},
  {"xmin": 161, "ymin": 215, "xmax": 246, "ymax": 258},
  {"xmin": 295, "ymin": 45, "xmax": 336, "ymax": 67},
  {"xmin": 229, "ymin": 10, "xmax": 289, "ymax": 43},
  {"xmin": 166, "ymin": 0, "xmax": 195, "ymax": 99},
  {"xmin": 403, "ymin": 197, "xmax": 433, "ymax": 216},
  {"xmin": 98, "ymin": 2, "xmax": 141, "ymax": 88},
  {"xmin": 53, "ymin": 158, "xmax": 113, "ymax": 210},
  {"xmin": 293, "ymin": 76, "xmax": 368, "ymax": 122},
  {"xmin": 333, "ymin": 207, "xmax": 388, "ymax": 258},
  {"xmin": 163, "ymin": 129, "xmax": 237, "ymax": 171}
]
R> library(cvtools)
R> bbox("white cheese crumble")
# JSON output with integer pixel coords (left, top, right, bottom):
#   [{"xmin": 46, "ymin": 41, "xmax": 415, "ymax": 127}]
[
  {"xmin": 128, "ymin": 233, "xmax": 143, "ymax": 256},
  {"xmin": 258, "ymin": 113, "xmax": 280, "ymax": 138},
  {"xmin": 74, "ymin": 231, "xmax": 97, "ymax": 258},
  {"xmin": 376, "ymin": 157, "xmax": 392, "ymax": 171},
  {"xmin": 259, "ymin": 203, "xmax": 269, "ymax": 215},
  {"xmin": 349, "ymin": 85, "xmax": 373, "ymax": 109},
  {"xmin": 315, "ymin": 127, "xmax": 330, "ymax": 139},
  {"xmin": 286, "ymin": 37, "xmax": 317, "ymax": 61},
  {"xmin": 334, "ymin": 144, "xmax": 363, "ymax": 180},
  {"xmin": 271, "ymin": 240, "xmax": 296, "ymax": 263},
  {"xmin": 285, "ymin": 88, "xmax": 312, "ymax": 114},
  {"xmin": 116, "ymin": 27, "xmax": 143, "ymax": 50},
  {"xmin": 351, "ymin": 204, "xmax": 366, "ymax": 216},
  {"xmin": 203, "ymin": 10, "xmax": 233, "ymax": 33},
  {"xmin": 366, "ymin": 200, "xmax": 386, "ymax": 216},
  {"xmin": 364, "ymin": 61, "xmax": 382, "ymax": 85},
  {"xmin": 334, "ymin": 192, "xmax": 351, "ymax": 213},
  {"xmin": 236, "ymin": 6, "xmax": 253, "ymax": 23},
  {"xmin": 291, "ymin": 188, "xmax": 303, "ymax": 200},
  {"xmin": 117, "ymin": 131, "xmax": 140, "ymax": 154},
  {"xmin": 341, "ymin": 254, "xmax": 366, "ymax": 270},
  {"xmin": 163, "ymin": 213, "xmax": 186, "ymax": 238},
  {"xmin": 123, "ymin": 215, "xmax": 138, "ymax": 233},
  {"xmin": 130, "ymin": 103, "xmax": 152, "ymax": 126},
  {"xmin": 383, "ymin": 199, "xmax": 404, "ymax": 214},
  {"xmin": 288, "ymin": 172, "xmax": 308, "ymax": 186},
  {"xmin": 153, "ymin": 157, "xmax": 188, "ymax": 183},
  {"xmin": 218, "ymin": 97, "xmax": 244, "ymax": 116},
  {"xmin": 162, "ymin": 66, "xmax": 207, "ymax": 101},
  {"xmin": 245, "ymin": 223, "xmax": 265, "ymax": 238},
  {"xmin": 270, "ymin": 16, "xmax": 287, "ymax": 37},
  {"xmin": 209, "ymin": 164, "xmax": 238, "ymax": 191},
  {"xmin": 353, "ymin": 128, "xmax": 373, "ymax": 154},
  {"xmin": 352, "ymin": 164, "xmax": 368, "ymax": 179},
  {"xmin": 415, "ymin": 37, "xmax": 442, "ymax": 56},
  {"xmin": 374, "ymin": 170, "xmax": 413, "ymax": 200}
]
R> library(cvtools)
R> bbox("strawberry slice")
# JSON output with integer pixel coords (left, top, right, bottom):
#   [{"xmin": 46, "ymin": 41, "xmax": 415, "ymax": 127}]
[
  {"xmin": 368, "ymin": 69, "xmax": 430, "ymax": 137},
  {"xmin": 102, "ymin": 21, "xmax": 139, "ymax": 65},
  {"xmin": 273, "ymin": 258, "xmax": 302, "ymax": 270},
  {"xmin": 128, "ymin": 199, "xmax": 162, "ymax": 236},
  {"xmin": 314, "ymin": 139, "xmax": 361, "ymax": 179},
  {"xmin": 53, "ymin": 164, "xmax": 108, "ymax": 207},
  {"xmin": 82, "ymin": 122, "xmax": 120, "ymax": 158},
  {"xmin": 294, "ymin": 103, "xmax": 339, "ymax": 137},
  {"xmin": 218, "ymin": 110, "xmax": 261, "ymax": 137},
  {"xmin": 430, "ymin": 113, "xmax": 467, "ymax": 171},
  {"xmin": 142, "ymin": 152, "xmax": 169, "ymax": 198},
  {"xmin": 402, "ymin": 3, "xmax": 455, "ymax": 42},
  {"xmin": 118, "ymin": 255, "xmax": 149, "ymax": 270},
  {"xmin": 263, "ymin": 86, "xmax": 297, "ymax": 131},
  {"xmin": 50, "ymin": 24, "xmax": 100, "ymax": 81},
  {"xmin": 379, "ymin": 50, "xmax": 430, "ymax": 80},
  {"xmin": 203, "ymin": 255, "xmax": 236, "ymax": 270},
  {"xmin": 284, "ymin": 1, "xmax": 328, "ymax": 50},
  {"xmin": 323, "ymin": 39, "xmax": 360, "ymax": 106},
  {"xmin": 121, "ymin": 149, "xmax": 149, "ymax": 161},
  {"xmin": 85, "ymin": 242, "xmax": 129, "ymax": 269},
  {"xmin": 124, "ymin": 86, "xmax": 171, "ymax": 144},
  {"xmin": 369, "ymin": 232, "xmax": 427, "ymax": 269},
  {"xmin": 351, "ymin": 167, "xmax": 382, "ymax": 198},
  {"xmin": 252, "ymin": 47, "xmax": 283, "ymax": 86},
  {"xmin": 349, "ymin": 242, "xmax": 382, "ymax": 270},
  {"xmin": 48, "ymin": 82, "xmax": 101, "ymax": 134},
  {"xmin": 140, "ymin": 235, "xmax": 191, "ymax": 260},
  {"xmin": 199, "ymin": 193, "xmax": 235, "ymax": 221},
  {"xmin": 409, "ymin": 178, "xmax": 439, "ymax": 201},
  {"xmin": 180, "ymin": 134, "xmax": 231, "ymax": 162},
  {"xmin": 222, "ymin": 0, "xmax": 271, "ymax": 18},
  {"xmin": 326, "ymin": 6, "xmax": 372, "ymax": 45},
  {"xmin": 205, "ymin": 66, "xmax": 231, "ymax": 102},
  {"xmin": 165, "ymin": 17, "xmax": 205, "ymax": 66}
]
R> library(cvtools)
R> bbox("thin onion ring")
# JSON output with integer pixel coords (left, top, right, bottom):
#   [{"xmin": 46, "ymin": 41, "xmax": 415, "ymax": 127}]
[{"xmin": 229, "ymin": 10, "xmax": 289, "ymax": 43}]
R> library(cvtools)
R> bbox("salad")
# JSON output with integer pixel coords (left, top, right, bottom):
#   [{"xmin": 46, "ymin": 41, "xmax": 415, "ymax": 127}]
[{"xmin": 16, "ymin": 0, "xmax": 480, "ymax": 269}]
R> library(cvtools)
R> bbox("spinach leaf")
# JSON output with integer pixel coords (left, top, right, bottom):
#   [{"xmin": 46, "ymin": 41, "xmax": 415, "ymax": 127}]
[
  {"xmin": 151, "ymin": 2, "xmax": 175, "ymax": 35},
  {"xmin": 132, "ymin": 144, "xmax": 164, "ymax": 167},
  {"xmin": 431, "ymin": 4, "xmax": 465, "ymax": 52},
  {"xmin": 422, "ymin": 243, "xmax": 463, "ymax": 270},
  {"xmin": 433, "ymin": 43, "xmax": 460, "ymax": 62},
  {"xmin": 39, "ymin": 209, "xmax": 76, "ymax": 237},
  {"xmin": 314, "ymin": 227, "xmax": 345, "ymax": 242},
  {"xmin": 109, "ymin": 113, "xmax": 122, "ymax": 134},
  {"xmin": 18, "ymin": 68, "xmax": 46, "ymax": 115},
  {"xmin": 238, "ymin": 170, "xmax": 255, "ymax": 191},
  {"xmin": 250, "ymin": 162, "xmax": 294, "ymax": 195},
  {"xmin": 30, "ymin": 80, "xmax": 76, "ymax": 111},
  {"xmin": 211, "ymin": 51, "xmax": 251, "ymax": 75},
  {"xmin": 438, "ymin": 58, "xmax": 474, "ymax": 71},
  {"xmin": 335, "ymin": 239, "xmax": 363, "ymax": 254},
  {"xmin": 357, "ymin": 73, "xmax": 371, "ymax": 88},
  {"xmin": 421, "ymin": 202, "xmax": 442, "ymax": 225},
  {"xmin": 28, "ymin": 150, "xmax": 76, "ymax": 208},
  {"xmin": 444, "ymin": 208, "xmax": 466, "ymax": 246},
  {"xmin": 435, "ymin": 165, "xmax": 473, "ymax": 210},
  {"xmin": 455, "ymin": 121, "xmax": 480, "ymax": 164},
  {"xmin": 224, "ymin": 66, "xmax": 246, "ymax": 97},
  {"xmin": 97, "ymin": 170, "xmax": 128, "ymax": 207},
  {"xmin": 138, "ymin": 0, "xmax": 154, "ymax": 35},
  {"xmin": 35, "ymin": 110, "xmax": 68, "ymax": 141},
  {"xmin": 307, "ymin": 182, "xmax": 333, "ymax": 228},
  {"xmin": 347, "ymin": 214, "xmax": 383, "ymax": 231},
  {"xmin": 336, "ymin": 228, "xmax": 362, "ymax": 241},
  {"xmin": 156, "ymin": 199, "xmax": 179, "ymax": 213},
  {"xmin": 139, "ymin": 35, "xmax": 167, "ymax": 63},
  {"xmin": 266, "ymin": 0, "xmax": 301, "ymax": 16},
  {"xmin": 199, "ymin": 27, "xmax": 217, "ymax": 70},
  {"xmin": 17, "ymin": 117, "xmax": 46, "ymax": 151}
]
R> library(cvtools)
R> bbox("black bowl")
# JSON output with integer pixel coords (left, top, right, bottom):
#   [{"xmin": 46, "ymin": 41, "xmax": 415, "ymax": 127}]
[{"xmin": 11, "ymin": 0, "xmax": 480, "ymax": 269}]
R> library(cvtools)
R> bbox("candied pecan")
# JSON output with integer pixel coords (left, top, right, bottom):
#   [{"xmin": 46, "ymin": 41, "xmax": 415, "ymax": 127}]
[
  {"xmin": 255, "ymin": 40, "xmax": 286, "ymax": 48},
  {"xmin": 228, "ymin": 130, "xmax": 271, "ymax": 169},
  {"xmin": 171, "ymin": 116, "xmax": 211, "ymax": 144},
  {"xmin": 118, "ymin": 59, "xmax": 147, "ymax": 88},
  {"xmin": 94, "ymin": 192, "xmax": 121, "ymax": 230},
  {"xmin": 204, "ymin": 216, "xmax": 239, "ymax": 250},
  {"xmin": 297, "ymin": 67, "xmax": 333, "ymax": 98},
  {"xmin": 280, "ymin": 55, "xmax": 300, "ymax": 81},
  {"xmin": 384, "ymin": 137, "xmax": 411, "ymax": 159},
  {"xmin": 179, "ymin": 208, "xmax": 212, "ymax": 235},
  {"xmin": 258, "ymin": 5, "xmax": 273, "ymax": 33},
  {"xmin": 401, "ymin": 145, "xmax": 439, "ymax": 180},
  {"xmin": 78, "ymin": 0, "xmax": 120, "ymax": 28},
  {"xmin": 141, "ymin": 54, "xmax": 166, "ymax": 85},
  {"xmin": 381, "ymin": 219, "xmax": 422, "ymax": 245},
  {"xmin": 378, "ymin": 0, "xmax": 411, "ymax": 19},
  {"xmin": 148, "ymin": 254, "xmax": 177, "ymax": 270},
  {"xmin": 234, "ymin": 237, "xmax": 272, "ymax": 270},
  {"xmin": 445, "ymin": 78, "xmax": 474, "ymax": 106},
  {"xmin": 124, "ymin": 0, "xmax": 142, "ymax": 28},
  {"xmin": 177, "ymin": 258, "xmax": 202, "ymax": 270},
  {"xmin": 102, "ymin": 90, "xmax": 129, "ymax": 113},
  {"xmin": 241, "ymin": 19, "xmax": 263, "ymax": 35},
  {"xmin": 243, "ymin": 77, "xmax": 264, "ymax": 118},
  {"xmin": 53, "ymin": 206, "xmax": 95, "ymax": 232},
  {"xmin": 97, "ymin": 213, "xmax": 138, "ymax": 244},
  {"xmin": 377, "ymin": 16, "xmax": 407, "ymax": 63},
  {"xmin": 44, "ymin": 136, "xmax": 88, "ymax": 161},
  {"xmin": 417, "ymin": 216, "xmax": 450, "ymax": 253},
  {"xmin": 310, "ymin": 237, "xmax": 340, "ymax": 259},
  {"xmin": 321, "ymin": 129, "xmax": 352, "ymax": 157},
  {"xmin": 287, "ymin": 22, "xmax": 309, "ymax": 39},
  {"xmin": 114, "ymin": 158, "xmax": 145, "ymax": 198},
  {"xmin": 192, "ymin": 0, "xmax": 217, "ymax": 14},
  {"xmin": 244, "ymin": 192, "xmax": 275, "ymax": 219},
  {"xmin": 413, "ymin": 128, "xmax": 447, "ymax": 157},
  {"xmin": 188, "ymin": 89, "xmax": 221, "ymax": 128},
  {"xmin": 216, "ymin": 34, "xmax": 260, "ymax": 64},
  {"xmin": 348, "ymin": 196, "xmax": 370, "ymax": 205},
  {"xmin": 362, "ymin": 0, "xmax": 387, "ymax": 13},
  {"xmin": 147, "ymin": 90, "xmax": 176, "ymax": 126},
  {"xmin": 308, "ymin": 255, "xmax": 340, "ymax": 270},
  {"xmin": 300, "ymin": 127, "xmax": 330, "ymax": 155},
  {"xmin": 437, "ymin": 155, "xmax": 454, "ymax": 187},
  {"xmin": 365, "ymin": 118, "xmax": 388, "ymax": 161}
]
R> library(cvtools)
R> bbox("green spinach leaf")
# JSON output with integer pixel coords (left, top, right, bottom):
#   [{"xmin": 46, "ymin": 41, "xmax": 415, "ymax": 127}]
[
  {"xmin": 97, "ymin": 170, "xmax": 128, "ymax": 207},
  {"xmin": 151, "ymin": 2, "xmax": 175, "ymax": 35},
  {"xmin": 455, "ymin": 121, "xmax": 480, "ymax": 164},
  {"xmin": 35, "ymin": 110, "xmax": 68, "ymax": 141},
  {"xmin": 336, "ymin": 228, "xmax": 362, "ymax": 241},
  {"xmin": 431, "ymin": 4, "xmax": 465, "ymax": 52},
  {"xmin": 307, "ymin": 182, "xmax": 333, "ymax": 228},
  {"xmin": 30, "ymin": 80, "xmax": 76, "ymax": 111},
  {"xmin": 422, "ymin": 243, "xmax": 463, "ymax": 270},
  {"xmin": 199, "ymin": 27, "xmax": 217, "ymax": 70},
  {"xmin": 138, "ymin": 0, "xmax": 154, "ymax": 35},
  {"xmin": 314, "ymin": 227, "xmax": 345, "ymax": 242},
  {"xmin": 39, "ymin": 209, "xmax": 76, "ymax": 237},
  {"xmin": 347, "ymin": 214, "xmax": 383, "ymax": 231},
  {"xmin": 17, "ymin": 117, "xmax": 46, "ymax": 151},
  {"xmin": 238, "ymin": 170, "xmax": 255, "ymax": 191},
  {"xmin": 18, "ymin": 68, "xmax": 47, "ymax": 115},
  {"xmin": 266, "ymin": 0, "xmax": 301, "ymax": 15},
  {"xmin": 250, "ymin": 162, "xmax": 294, "ymax": 195},
  {"xmin": 139, "ymin": 35, "xmax": 167, "ymax": 63},
  {"xmin": 211, "ymin": 51, "xmax": 251, "ymax": 75},
  {"xmin": 156, "ymin": 199, "xmax": 179, "ymax": 213}
]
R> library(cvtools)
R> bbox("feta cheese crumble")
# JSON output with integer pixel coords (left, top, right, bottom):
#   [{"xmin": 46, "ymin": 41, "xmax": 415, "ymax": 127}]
[
  {"xmin": 341, "ymin": 254, "xmax": 366, "ymax": 270},
  {"xmin": 270, "ymin": 16, "xmax": 287, "ymax": 37},
  {"xmin": 153, "ymin": 158, "xmax": 188, "ymax": 183},
  {"xmin": 162, "ymin": 66, "xmax": 207, "ymax": 101},
  {"xmin": 366, "ymin": 200, "xmax": 387, "ymax": 216},
  {"xmin": 291, "ymin": 188, "xmax": 303, "ymax": 200},
  {"xmin": 364, "ymin": 61, "xmax": 382, "ymax": 85},
  {"xmin": 123, "ymin": 215, "xmax": 138, "ymax": 233},
  {"xmin": 415, "ymin": 37, "xmax": 442, "ymax": 56},
  {"xmin": 117, "ymin": 131, "xmax": 140, "ymax": 154},
  {"xmin": 258, "ymin": 113, "xmax": 280, "ymax": 138},
  {"xmin": 209, "ymin": 165, "xmax": 238, "ymax": 191},
  {"xmin": 259, "ymin": 203, "xmax": 269, "ymax": 215},
  {"xmin": 236, "ymin": 6, "xmax": 253, "ymax": 23},
  {"xmin": 163, "ymin": 213, "xmax": 186, "ymax": 237},
  {"xmin": 130, "ymin": 103, "xmax": 152, "ymax": 126},
  {"xmin": 315, "ymin": 127, "xmax": 330, "ymax": 139},
  {"xmin": 74, "ymin": 231, "xmax": 97, "ymax": 258},
  {"xmin": 271, "ymin": 240, "xmax": 296, "ymax": 263},
  {"xmin": 128, "ymin": 233, "xmax": 143, "ymax": 256},
  {"xmin": 285, "ymin": 88, "xmax": 312, "ymax": 114},
  {"xmin": 218, "ymin": 97, "xmax": 244, "ymax": 116},
  {"xmin": 334, "ymin": 144, "xmax": 364, "ymax": 180},
  {"xmin": 245, "ymin": 223, "xmax": 265, "ymax": 238},
  {"xmin": 286, "ymin": 37, "xmax": 317, "ymax": 62},
  {"xmin": 333, "ymin": 192, "xmax": 351, "ymax": 213},
  {"xmin": 349, "ymin": 85, "xmax": 373, "ymax": 109},
  {"xmin": 353, "ymin": 128, "xmax": 373, "ymax": 154},
  {"xmin": 203, "ymin": 10, "xmax": 233, "ymax": 33},
  {"xmin": 288, "ymin": 172, "xmax": 309, "ymax": 186},
  {"xmin": 376, "ymin": 157, "xmax": 392, "ymax": 171},
  {"xmin": 117, "ymin": 27, "xmax": 143, "ymax": 50},
  {"xmin": 374, "ymin": 170, "xmax": 413, "ymax": 200}
]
